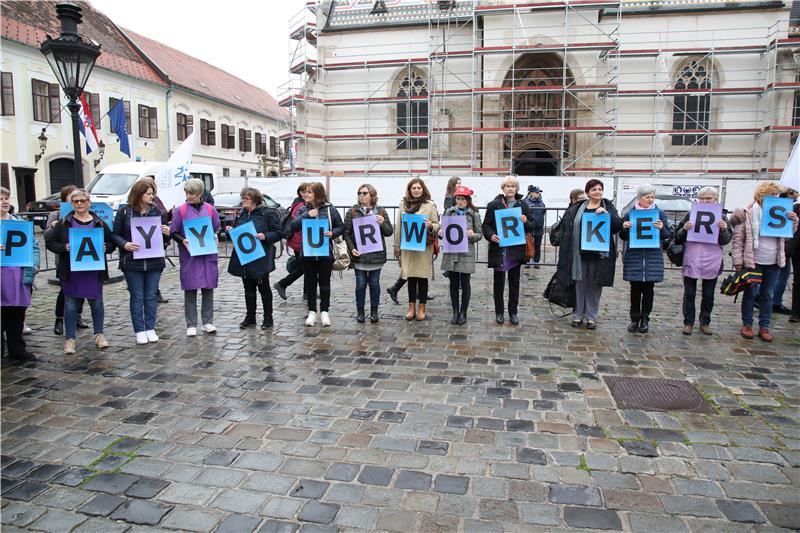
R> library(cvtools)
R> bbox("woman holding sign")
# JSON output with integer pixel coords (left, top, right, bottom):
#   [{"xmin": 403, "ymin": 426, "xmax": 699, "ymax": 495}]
[
  {"xmin": 112, "ymin": 180, "xmax": 171, "ymax": 345},
  {"xmin": 394, "ymin": 178, "xmax": 440, "ymax": 321},
  {"xmin": 482, "ymin": 177, "xmax": 534, "ymax": 325},
  {"xmin": 343, "ymin": 184, "xmax": 393, "ymax": 323},
  {"xmin": 730, "ymin": 181, "xmax": 798, "ymax": 342},
  {"xmin": 170, "ymin": 178, "xmax": 221, "ymax": 336},
  {"xmin": 440, "ymin": 185, "xmax": 482, "ymax": 325},
  {"xmin": 45, "ymin": 189, "xmax": 116, "ymax": 354}
]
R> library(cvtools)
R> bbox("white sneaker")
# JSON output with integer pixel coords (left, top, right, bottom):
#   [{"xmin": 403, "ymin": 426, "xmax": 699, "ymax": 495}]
[
  {"xmin": 320, "ymin": 311, "xmax": 331, "ymax": 327},
  {"xmin": 305, "ymin": 311, "xmax": 317, "ymax": 327},
  {"xmin": 186, "ymin": 327, "xmax": 197, "ymax": 337},
  {"xmin": 145, "ymin": 330, "xmax": 159, "ymax": 342},
  {"xmin": 22, "ymin": 325, "xmax": 32, "ymax": 335},
  {"xmin": 136, "ymin": 332, "xmax": 149, "ymax": 344},
  {"xmin": 202, "ymin": 324, "xmax": 217, "ymax": 334}
]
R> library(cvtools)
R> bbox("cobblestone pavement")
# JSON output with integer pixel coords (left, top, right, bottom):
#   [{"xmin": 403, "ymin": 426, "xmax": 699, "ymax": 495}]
[{"xmin": 2, "ymin": 259, "xmax": 799, "ymax": 532}]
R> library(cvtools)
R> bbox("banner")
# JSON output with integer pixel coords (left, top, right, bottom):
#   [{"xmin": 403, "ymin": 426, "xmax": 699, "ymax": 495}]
[
  {"xmin": 400, "ymin": 213, "xmax": 427, "ymax": 251},
  {"xmin": 494, "ymin": 207, "xmax": 525, "ymax": 247},
  {"xmin": 155, "ymin": 131, "xmax": 196, "ymax": 211},
  {"xmin": 60, "ymin": 201, "xmax": 115, "ymax": 230},
  {"xmin": 760, "ymin": 196, "xmax": 794, "ymax": 238},
  {"xmin": 183, "ymin": 216, "xmax": 217, "ymax": 256},
  {"xmin": 229, "ymin": 221, "xmax": 265, "ymax": 265},
  {"xmin": 352, "ymin": 215, "xmax": 382, "ymax": 254},
  {"xmin": 686, "ymin": 202, "xmax": 722, "ymax": 244},
  {"xmin": 580, "ymin": 212, "xmax": 610, "ymax": 252},
  {"xmin": 628, "ymin": 209, "xmax": 660, "ymax": 249},
  {"xmin": 131, "ymin": 216, "xmax": 165, "ymax": 259},
  {"xmin": 440, "ymin": 215, "xmax": 468, "ymax": 254},
  {"xmin": 69, "ymin": 227, "xmax": 105, "ymax": 272},
  {"xmin": 0, "ymin": 219, "xmax": 34, "ymax": 267},
  {"xmin": 302, "ymin": 218, "xmax": 329, "ymax": 257}
]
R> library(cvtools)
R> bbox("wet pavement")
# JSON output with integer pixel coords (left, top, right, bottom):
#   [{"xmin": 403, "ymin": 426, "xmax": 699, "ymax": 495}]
[{"xmin": 1, "ymin": 259, "xmax": 799, "ymax": 532}]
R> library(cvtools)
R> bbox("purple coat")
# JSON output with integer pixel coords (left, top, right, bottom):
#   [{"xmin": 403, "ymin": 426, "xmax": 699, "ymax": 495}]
[{"xmin": 170, "ymin": 202, "xmax": 220, "ymax": 290}]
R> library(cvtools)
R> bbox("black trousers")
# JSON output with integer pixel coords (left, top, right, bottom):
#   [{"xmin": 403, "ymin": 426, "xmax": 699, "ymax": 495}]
[
  {"xmin": 533, "ymin": 229, "xmax": 544, "ymax": 263},
  {"xmin": 407, "ymin": 277, "xmax": 428, "ymax": 304},
  {"xmin": 277, "ymin": 255, "xmax": 304, "ymax": 289},
  {"xmin": 493, "ymin": 264, "xmax": 521, "ymax": 315},
  {"xmin": 1, "ymin": 306, "xmax": 27, "ymax": 358},
  {"xmin": 303, "ymin": 259, "xmax": 333, "ymax": 312},
  {"xmin": 390, "ymin": 276, "xmax": 407, "ymax": 291},
  {"xmin": 682, "ymin": 277, "xmax": 717, "ymax": 326},
  {"xmin": 242, "ymin": 277, "xmax": 272, "ymax": 321},
  {"xmin": 448, "ymin": 272, "xmax": 471, "ymax": 312},
  {"xmin": 55, "ymin": 287, "xmax": 84, "ymax": 318},
  {"xmin": 630, "ymin": 281, "xmax": 655, "ymax": 321}
]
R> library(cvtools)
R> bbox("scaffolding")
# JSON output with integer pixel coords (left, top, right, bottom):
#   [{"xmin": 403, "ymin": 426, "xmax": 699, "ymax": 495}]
[{"xmin": 279, "ymin": 0, "xmax": 798, "ymax": 179}]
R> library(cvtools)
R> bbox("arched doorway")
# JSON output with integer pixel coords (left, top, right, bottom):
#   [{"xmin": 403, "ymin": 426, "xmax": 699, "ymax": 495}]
[
  {"xmin": 513, "ymin": 148, "xmax": 559, "ymax": 176},
  {"xmin": 49, "ymin": 157, "xmax": 77, "ymax": 192}
]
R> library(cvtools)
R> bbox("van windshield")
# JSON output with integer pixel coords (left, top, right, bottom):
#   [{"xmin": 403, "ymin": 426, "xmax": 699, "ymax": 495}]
[{"xmin": 86, "ymin": 173, "xmax": 140, "ymax": 195}]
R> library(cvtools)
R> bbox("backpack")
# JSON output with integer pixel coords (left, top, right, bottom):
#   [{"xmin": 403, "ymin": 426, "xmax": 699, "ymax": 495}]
[{"xmin": 720, "ymin": 268, "xmax": 762, "ymax": 302}]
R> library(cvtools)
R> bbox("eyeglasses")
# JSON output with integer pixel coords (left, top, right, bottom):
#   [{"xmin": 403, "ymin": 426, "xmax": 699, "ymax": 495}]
[
  {"xmin": 72, "ymin": 198, "xmax": 89, "ymax": 204},
  {"xmin": 358, "ymin": 191, "xmax": 369, "ymax": 196}
]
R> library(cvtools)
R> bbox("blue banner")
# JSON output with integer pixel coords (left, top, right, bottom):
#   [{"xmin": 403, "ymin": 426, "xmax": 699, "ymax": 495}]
[
  {"xmin": 90, "ymin": 202, "xmax": 114, "ymax": 231},
  {"xmin": 69, "ymin": 227, "xmax": 105, "ymax": 272},
  {"xmin": 229, "ymin": 221, "xmax": 266, "ymax": 266},
  {"xmin": 628, "ymin": 209, "xmax": 660, "ymax": 249},
  {"xmin": 760, "ymin": 196, "xmax": 794, "ymax": 238},
  {"xmin": 60, "ymin": 201, "xmax": 73, "ymax": 219},
  {"xmin": 0, "ymin": 219, "xmax": 34, "ymax": 267},
  {"xmin": 400, "ymin": 213, "xmax": 427, "ymax": 251},
  {"xmin": 183, "ymin": 216, "xmax": 217, "ymax": 256},
  {"xmin": 302, "ymin": 218, "xmax": 330, "ymax": 257},
  {"xmin": 581, "ymin": 212, "xmax": 611, "ymax": 252},
  {"xmin": 494, "ymin": 207, "xmax": 525, "ymax": 247}
]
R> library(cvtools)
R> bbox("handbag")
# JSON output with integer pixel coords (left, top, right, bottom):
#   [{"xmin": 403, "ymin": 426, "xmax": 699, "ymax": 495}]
[
  {"xmin": 720, "ymin": 268, "xmax": 762, "ymax": 299},
  {"xmin": 327, "ymin": 208, "xmax": 351, "ymax": 272},
  {"xmin": 524, "ymin": 233, "xmax": 535, "ymax": 261},
  {"xmin": 543, "ymin": 272, "xmax": 576, "ymax": 309},
  {"xmin": 666, "ymin": 241, "xmax": 684, "ymax": 267}
]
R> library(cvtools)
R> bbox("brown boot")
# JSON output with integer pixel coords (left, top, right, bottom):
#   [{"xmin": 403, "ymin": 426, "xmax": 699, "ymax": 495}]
[
  {"xmin": 405, "ymin": 303, "xmax": 416, "ymax": 321},
  {"xmin": 416, "ymin": 303, "xmax": 427, "ymax": 321}
]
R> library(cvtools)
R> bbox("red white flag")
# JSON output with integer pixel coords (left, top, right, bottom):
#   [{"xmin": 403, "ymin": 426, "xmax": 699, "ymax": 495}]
[{"xmin": 78, "ymin": 93, "xmax": 100, "ymax": 154}]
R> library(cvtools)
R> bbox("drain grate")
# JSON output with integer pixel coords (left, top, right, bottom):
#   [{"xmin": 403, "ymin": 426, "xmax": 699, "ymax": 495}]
[{"xmin": 603, "ymin": 376, "xmax": 714, "ymax": 413}]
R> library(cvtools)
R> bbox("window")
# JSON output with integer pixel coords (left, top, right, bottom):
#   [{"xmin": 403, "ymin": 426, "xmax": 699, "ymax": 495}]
[
  {"xmin": 222, "ymin": 167, "xmax": 230, "ymax": 177},
  {"xmin": 1, "ymin": 72, "xmax": 14, "ymax": 116},
  {"xmin": 221, "ymin": 124, "xmax": 235, "ymax": 149},
  {"xmin": 396, "ymin": 71, "xmax": 428, "ymax": 149},
  {"xmin": 270, "ymin": 136, "xmax": 278, "ymax": 157},
  {"xmin": 177, "ymin": 112, "xmax": 193, "ymax": 141},
  {"xmin": 32, "ymin": 79, "xmax": 60, "ymax": 123},
  {"xmin": 81, "ymin": 91, "xmax": 101, "ymax": 130},
  {"xmin": 240, "ymin": 169, "xmax": 247, "ymax": 177},
  {"xmin": 239, "ymin": 128, "xmax": 252, "ymax": 152},
  {"xmin": 138, "ymin": 104, "xmax": 158, "ymax": 138},
  {"xmin": 200, "ymin": 118, "xmax": 216, "ymax": 146},
  {"xmin": 108, "ymin": 98, "xmax": 131, "ymax": 133},
  {"xmin": 255, "ymin": 133, "xmax": 268, "ymax": 154},
  {"xmin": 672, "ymin": 60, "xmax": 711, "ymax": 146}
]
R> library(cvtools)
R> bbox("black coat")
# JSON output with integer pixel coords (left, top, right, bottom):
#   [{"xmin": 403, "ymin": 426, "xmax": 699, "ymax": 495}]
[
  {"xmin": 45, "ymin": 212, "xmax": 116, "ymax": 283},
  {"xmin": 227, "ymin": 204, "xmax": 282, "ymax": 279},
  {"xmin": 111, "ymin": 205, "xmax": 168, "ymax": 272},
  {"xmin": 482, "ymin": 193, "xmax": 535, "ymax": 268},
  {"xmin": 289, "ymin": 203, "xmax": 344, "ymax": 261},
  {"xmin": 554, "ymin": 198, "xmax": 623, "ymax": 287},
  {"xmin": 343, "ymin": 204, "xmax": 393, "ymax": 266}
]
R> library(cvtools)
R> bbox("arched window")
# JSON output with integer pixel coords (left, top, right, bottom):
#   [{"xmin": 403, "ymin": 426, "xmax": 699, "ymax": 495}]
[
  {"xmin": 672, "ymin": 60, "xmax": 712, "ymax": 146},
  {"xmin": 396, "ymin": 71, "xmax": 428, "ymax": 150}
]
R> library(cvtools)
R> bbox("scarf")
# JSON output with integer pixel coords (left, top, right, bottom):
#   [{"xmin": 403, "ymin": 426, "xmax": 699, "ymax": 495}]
[
  {"xmin": 456, "ymin": 207, "xmax": 467, "ymax": 216},
  {"xmin": 751, "ymin": 202, "xmax": 760, "ymax": 250},
  {"xmin": 571, "ymin": 201, "xmax": 588, "ymax": 281},
  {"xmin": 403, "ymin": 196, "xmax": 424, "ymax": 213},
  {"xmin": 634, "ymin": 201, "xmax": 651, "ymax": 210}
]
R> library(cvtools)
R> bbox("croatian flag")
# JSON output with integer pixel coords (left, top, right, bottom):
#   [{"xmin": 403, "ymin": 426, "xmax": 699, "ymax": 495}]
[{"xmin": 78, "ymin": 93, "xmax": 100, "ymax": 154}]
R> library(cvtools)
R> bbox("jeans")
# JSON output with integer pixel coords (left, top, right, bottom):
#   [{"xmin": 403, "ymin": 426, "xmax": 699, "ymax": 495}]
[
  {"xmin": 65, "ymin": 295, "xmax": 103, "ymax": 339},
  {"xmin": 682, "ymin": 277, "xmax": 717, "ymax": 326},
  {"xmin": 355, "ymin": 269, "xmax": 381, "ymax": 310},
  {"xmin": 741, "ymin": 263, "xmax": 780, "ymax": 329},
  {"xmin": 629, "ymin": 281, "xmax": 655, "ymax": 321},
  {"xmin": 407, "ymin": 277, "xmax": 428, "ymax": 304},
  {"xmin": 55, "ymin": 287, "xmax": 83, "ymax": 319},
  {"xmin": 123, "ymin": 270, "xmax": 162, "ymax": 333},
  {"xmin": 448, "ymin": 272, "xmax": 471, "ymax": 312},
  {"xmin": 493, "ymin": 264, "xmax": 521, "ymax": 315},
  {"xmin": 772, "ymin": 261, "xmax": 792, "ymax": 307},
  {"xmin": 303, "ymin": 259, "xmax": 333, "ymax": 312}
]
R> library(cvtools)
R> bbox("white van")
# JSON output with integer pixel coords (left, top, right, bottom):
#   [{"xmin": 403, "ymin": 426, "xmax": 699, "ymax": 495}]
[{"xmin": 85, "ymin": 162, "xmax": 216, "ymax": 210}]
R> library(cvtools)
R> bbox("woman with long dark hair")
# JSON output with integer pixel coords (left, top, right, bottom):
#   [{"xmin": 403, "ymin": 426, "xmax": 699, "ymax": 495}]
[{"xmin": 440, "ymin": 185, "xmax": 482, "ymax": 325}]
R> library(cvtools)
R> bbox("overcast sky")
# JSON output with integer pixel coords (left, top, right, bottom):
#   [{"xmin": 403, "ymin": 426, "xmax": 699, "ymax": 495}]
[{"xmin": 90, "ymin": 0, "xmax": 305, "ymax": 99}]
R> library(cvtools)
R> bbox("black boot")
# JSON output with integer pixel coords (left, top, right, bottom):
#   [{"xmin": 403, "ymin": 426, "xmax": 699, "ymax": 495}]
[
  {"xmin": 450, "ymin": 309, "xmax": 459, "ymax": 325},
  {"xmin": 370, "ymin": 307, "xmax": 379, "ymax": 323},
  {"xmin": 638, "ymin": 318, "xmax": 650, "ymax": 333},
  {"xmin": 261, "ymin": 317, "xmax": 273, "ymax": 329},
  {"xmin": 386, "ymin": 286, "xmax": 399, "ymax": 304},
  {"xmin": 457, "ymin": 310, "xmax": 467, "ymax": 325},
  {"xmin": 627, "ymin": 320, "xmax": 639, "ymax": 332},
  {"xmin": 76, "ymin": 316, "xmax": 89, "ymax": 329},
  {"xmin": 356, "ymin": 307, "xmax": 366, "ymax": 323},
  {"xmin": 241, "ymin": 291, "xmax": 257, "ymax": 328},
  {"xmin": 53, "ymin": 317, "xmax": 64, "ymax": 335}
]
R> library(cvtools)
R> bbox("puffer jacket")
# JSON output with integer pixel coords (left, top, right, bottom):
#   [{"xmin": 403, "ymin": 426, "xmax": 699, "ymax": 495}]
[
  {"xmin": 730, "ymin": 202, "xmax": 797, "ymax": 269},
  {"xmin": 289, "ymin": 203, "xmax": 344, "ymax": 261},
  {"xmin": 227, "ymin": 204, "xmax": 282, "ymax": 279},
  {"xmin": 482, "ymin": 193, "xmax": 535, "ymax": 268},
  {"xmin": 111, "ymin": 204, "xmax": 168, "ymax": 272},
  {"xmin": 343, "ymin": 204, "xmax": 393, "ymax": 266},
  {"xmin": 440, "ymin": 207, "xmax": 482, "ymax": 274},
  {"xmin": 619, "ymin": 207, "xmax": 671, "ymax": 283}
]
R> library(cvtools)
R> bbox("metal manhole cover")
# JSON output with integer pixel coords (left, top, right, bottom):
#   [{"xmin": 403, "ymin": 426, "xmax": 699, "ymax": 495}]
[{"xmin": 603, "ymin": 376, "xmax": 714, "ymax": 413}]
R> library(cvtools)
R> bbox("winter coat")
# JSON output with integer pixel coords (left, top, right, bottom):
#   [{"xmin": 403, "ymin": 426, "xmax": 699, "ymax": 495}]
[
  {"xmin": 112, "ymin": 205, "xmax": 168, "ymax": 272},
  {"xmin": 482, "ymin": 194, "xmax": 535, "ymax": 269},
  {"xmin": 619, "ymin": 207, "xmax": 671, "ymax": 283},
  {"xmin": 440, "ymin": 207, "xmax": 482, "ymax": 274},
  {"xmin": 524, "ymin": 195, "xmax": 546, "ymax": 230},
  {"xmin": 6, "ymin": 214, "xmax": 40, "ymax": 286},
  {"xmin": 227, "ymin": 204, "xmax": 282, "ymax": 279},
  {"xmin": 45, "ymin": 212, "xmax": 116, "ymax": 283},
  {"xmin": 554, "ymin": 198, "xmax": 622, "ymax": 287},
  {"xmin": 393, "ymin": 199, "xmax": 440, "ymax": 279},
  {"xmin": 674, "ymin": 211, "xmax": 733, "ymax": 280},
  {"xmin": 289, "ymin": 203, "xmax": 345, "ymax": 261},
  {"xmin": 443, "ymin": 196, "xmax": 455, "ymax": 211},
  {"xmin": 343, "ymin": 204, "xmax": 394, "ymax": 266},
  {"xmin": 730, "ymin": 202, "xmax": 796, "ymax": 269},
  {"xmin": 170, "ymin": 202, "xmax": 221, "ymax": 290}
]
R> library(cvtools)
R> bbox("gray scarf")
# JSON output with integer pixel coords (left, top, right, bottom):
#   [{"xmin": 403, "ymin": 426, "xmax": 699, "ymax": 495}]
[{"xmin": 571, "ymin": 201, "xmax": 587, "ymax": 282}]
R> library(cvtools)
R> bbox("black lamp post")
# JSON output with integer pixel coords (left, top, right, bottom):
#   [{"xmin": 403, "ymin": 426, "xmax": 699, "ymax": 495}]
[{"xmin": 40, "ymin": 3, "xmax": 101, "ymax": 186}]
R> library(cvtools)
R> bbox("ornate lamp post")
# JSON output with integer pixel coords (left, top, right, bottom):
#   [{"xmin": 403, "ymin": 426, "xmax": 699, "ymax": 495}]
[{"xmin": 40, "ymin": 3, "xmax": 101, "ymax": 186}]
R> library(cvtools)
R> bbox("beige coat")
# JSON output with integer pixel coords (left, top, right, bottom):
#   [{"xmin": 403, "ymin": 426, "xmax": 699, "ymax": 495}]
[{"xmin": 393, "ymin": 199, "xmax": 440, "ymax": 279}]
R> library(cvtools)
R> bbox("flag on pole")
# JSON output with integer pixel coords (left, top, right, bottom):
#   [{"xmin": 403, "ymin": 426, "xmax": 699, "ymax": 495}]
[
  {"xmin": 154, "ymin": 131, "xmax": 196, "ymax": 210},
  {"xmin": 108, "ymin": 99, "xmax": 131, "ymax": 158},
  {"xmin": 779, "ymin": 135, "xmax": 800, "ymax": 193},
  {"xmin": 78, "ymin": 93, "xmax": 100, "ymax": 154}
]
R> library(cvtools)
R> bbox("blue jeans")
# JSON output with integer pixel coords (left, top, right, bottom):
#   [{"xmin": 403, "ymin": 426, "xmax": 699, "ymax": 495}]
[
  {"xmin": 65, "ymin": 295, "xmax": 103, "ymax": 340},
  {"xmin": 772, "ymin": 261, "xmax": 792, "ymax": 307},
  {"xmin": 741, "ymin": 264, "xmax": 780, "ymax": 329},
  {"xmin": 355, "ymin": 269, "xmax": 381, "ymax": 309},
  {"xmin": 123, "ymin": 270, "xmax": 162, "ymax": 333}
]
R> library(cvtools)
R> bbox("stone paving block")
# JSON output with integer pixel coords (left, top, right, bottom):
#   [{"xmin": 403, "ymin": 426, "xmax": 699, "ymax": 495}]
[
  {"xmin": 109, "ymin": 499, "xmax": 172, "ymax": 526},
  {"xmin": 760, "ymin": 503, "xmax": 800, "ymax": 529},
  {"xmin": 433, "ymin": 474, "xmax": 470, "ymax": 494},
  {"xmin": 375, "ymin": 509, "xmax": 420, "ymax": 532},
  {"xmin": 334, "ymin": 505, "xmax": 380, "ymax": 529},
  {"xmin": 4, "ymin": 481, "xmax": 50, "ymax": 502},
  {"xmin": 262, "ymin": 496, "xmax": 303, "ymax": 519},
  {"xmin": 628, "ymin": 512, "xmax": 690, "ymax": 533},
  {"xmin": 673, "ymin": 478, "xmax": 724, "ymax": 498},
  {"xmin": 27, "ymin": 509, "xmax": 87, "ymax": 532},
  {"xmin": 290, "ymin": 479, "xmax": 330, "ymax": 499},
  {"xmin": 727, "ymin": 462, "xmax": 788, "ymax": 484},
  {"xmin": 297, "ymin": 501, "xmax": 339, "ymax": 524},
  {"xmin": 77, "ymin": 494, "xmax": 126, "ymax": 517},
  {"xmin": 243, "ymin": 472, "xmax": 297, "ymax": 495},
  {"xmin": 394, "ymin": 470, "xmax": 432, "ymax": 491},
  {"xmin": 211, "ymin": 489, "xmax": 267, "ymax": 514},
  {"xmin": 358, "ymin": 465, "xmax": 394, "ymax": 486},
  {"xmin": 71, "ymin": 517, "xmax": 130, "ymax": 533},
  {"xmin": 563, "ymin": 506, "xmax": 622, "ymax": 530},
  {"xmin": 0, "ymin": 501, "xmax": 46, "ymax": 527},
  {"xmin": 659, "ymin": 495, "xmax": 722, "ymax": 518},
  {"xmin": 602, "ymin": 488, "xmax": 663, "ymax": 512},
  {"xmin": 478, "ymin": 498, "xmax": 519, "ymax": 521},
  {"xmin": 157, "ymin": 482, "xmax": 216, "ymax": 506},
  {"xmin": 51, "ymin": 467, "xmax": 93, "ymax": 487},
  {"xmin": 258, "ymin": 519, "xmax": 299, "ymax": 533},
  {"xmin": 234, "ymin": 452, "xmax": 285, "ymax": 472},
  {"xmin": 125, "ymin": 477, "xmax": 170, "ymax": 499},
  {"xmin": 32, "ymin": 485, "xmax": 92, "ymax": 510},
  {"xmin": 520, "ymin": 502, "xmax": 560, "ymax": 525},
  {"xmin": 548, "ymin": 484, "xmax": 602, "ymax": 507},
  {"xmin": 716, "ymin": 500, "xmax": 766, "ymax": 524},
  {"xmin": 160, "ymin": 508, "xmax": 223, "ymax": 531},
  {"xmin": 216, "ymin": 514, "xmax": 263, "ymax": 533},
  {"xmin": 516, "ymin": 447, "xmax": 547, "ymax": 465}
]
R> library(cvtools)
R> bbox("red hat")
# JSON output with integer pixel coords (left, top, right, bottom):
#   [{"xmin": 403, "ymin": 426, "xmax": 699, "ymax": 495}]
[{"xmin": 453, "ymin": 185, "xmax": 474, "ymax": 198}]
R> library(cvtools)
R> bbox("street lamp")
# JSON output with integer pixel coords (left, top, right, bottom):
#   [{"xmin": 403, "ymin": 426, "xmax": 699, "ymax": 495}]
[
  {"xmin": 34, "ymin": 128, "xmax": 48, "ymax": 164},
  {"xmin": 93, "ymin": 140, "xmax": 105, "ymax": 170},
  {"xmin": 40, "ymin": 2, "xmax": 101, "ymax": 186}
]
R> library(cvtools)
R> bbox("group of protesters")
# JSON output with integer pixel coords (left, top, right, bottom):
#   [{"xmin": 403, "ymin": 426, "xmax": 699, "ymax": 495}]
[{"xmin": 0, "ymin": 175, "xmax": 797, "ymax": 361}]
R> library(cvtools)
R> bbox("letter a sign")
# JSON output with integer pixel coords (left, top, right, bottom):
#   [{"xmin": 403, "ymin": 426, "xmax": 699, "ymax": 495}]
[{"xmin": 69, "ymin": 227, "xmax": 105, "ymax": 271}]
